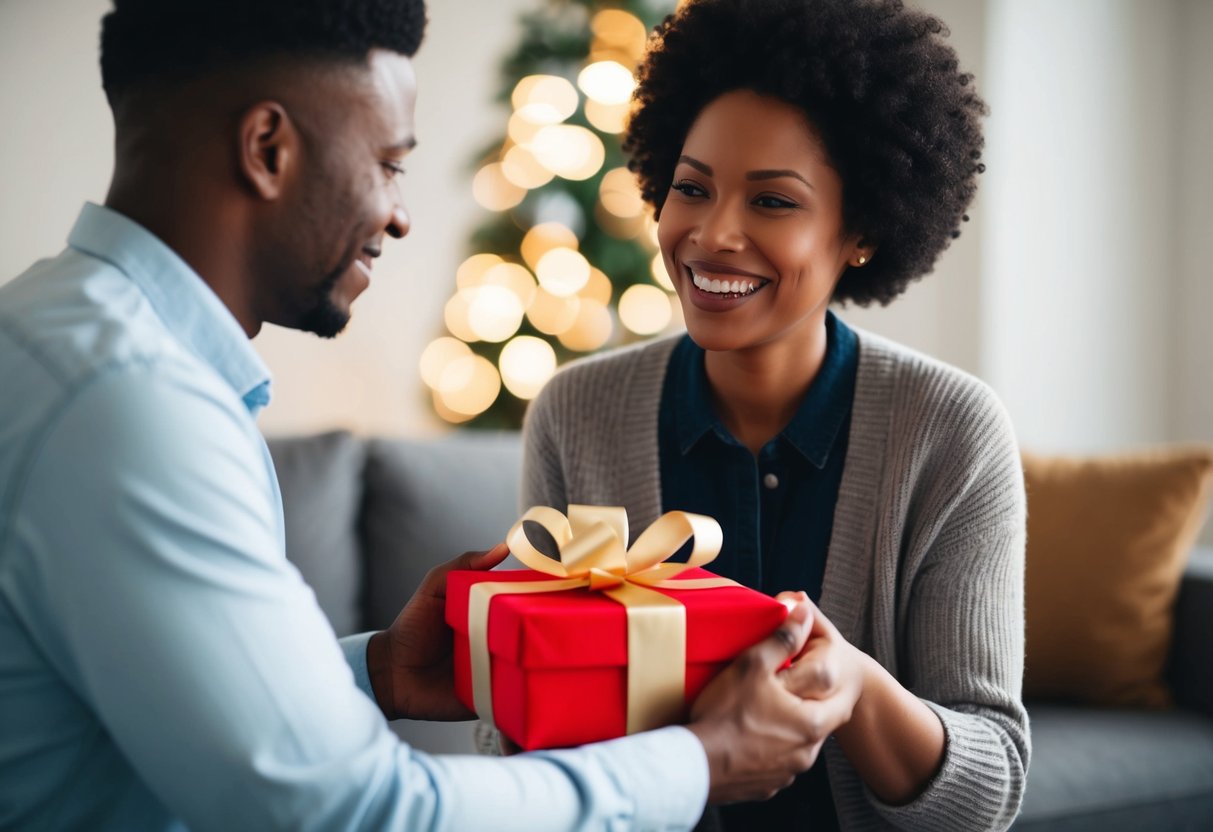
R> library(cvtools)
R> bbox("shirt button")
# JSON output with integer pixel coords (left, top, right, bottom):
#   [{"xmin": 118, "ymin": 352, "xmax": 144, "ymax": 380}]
[{"xmin": 762, "ymin": 472, "xmax": 779, "ymax": 490}]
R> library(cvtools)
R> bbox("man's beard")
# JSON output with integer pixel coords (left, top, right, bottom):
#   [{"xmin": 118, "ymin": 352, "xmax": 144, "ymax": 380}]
[{"xmin": 298, "ymin": 266, "xmax": 350, "ymax": 339}]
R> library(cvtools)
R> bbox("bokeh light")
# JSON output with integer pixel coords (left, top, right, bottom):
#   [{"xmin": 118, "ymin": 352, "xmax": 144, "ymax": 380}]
[
  {"xmin": 456, "ymin": 253, "xmax": 504, "ymax": 290},
  {"xmin": 443, "ymin": 289, "xmax": 479, "ymax": 342},
  {"xmin": 585, "ymin": 99, "xmax": 630, "ymax": 134},
  {"xmin": 599, "ymin": 167, "xmax": 645, "ymax": 218},
  {"xmin": 527, "ymin": 288, "xmax": 582, "ymax": 335},
  {"xmin": 580, "ymin": 267, "xmax": 613, "ymax": 305},
  {"xmin": 511, "ymin": 75, "xmax": 579, "ymax": 123},
  {"xmin": 536, "ymin": 247, "xmax": 591, "ymax": 297},
  {"xmin": 472, "ymin": 163, "xmax": 525, "ymax": 211},
  {"xmin": 532, "ymin": 125, "xmax": 605, "ymax": 181},
  {"xmin": 419, "ymin": 337, "xmax": 472, "ymax": 389},
  {"xmin": 501, "ymin": 144, "xmax": 555, "ymax": 190},
  {"xmin": 467, "ymin": 285, "xmax": 525, "ymax": 343},
  {"xmin": 521, "ymin": 222, "xmax": 579, "ymax": 271},
  {"xmin": 651, "ymin": 253, "xmax": 675, "ymax": 291},
  {"xmin": 619, "ymin": 284, "xmax": 672, "ymax": 335},
  {"xmin": 577, "ymin": 61, "xmax": 636, "ymax": 106},
  {"xmin": 558, "ymin": 299, "xmax": 614, "ymax": 352},
  {"xmin": 481, "ymin": 262, "xmax": 537, "ymax": 308},
  {"xmin": 499, "ymin": 336, "xmax": 558, "ymax": 400},
  {"xmin": 437, "ymin": 355, "xmax": 501, "ymax": 416},
  {"xmin": 590, "ymin": 9, "xmax": 648, "ymax": 63}
]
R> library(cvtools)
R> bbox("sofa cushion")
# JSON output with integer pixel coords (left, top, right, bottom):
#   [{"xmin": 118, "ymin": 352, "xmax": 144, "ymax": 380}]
[
  {"xmin": 1013, "ymin": 704, "xmax": 1213, "ymax": 831},
  {"xmin": 1022, "ymin": 447, "xmax": 1213, "ymax": 707},
  {"xmin": 361, "ymin": 432, "xmax": 523, "ymax": 630},
  {"xmin": 266, "ymin": 431, "xmax": 366, "ymax": 637}
]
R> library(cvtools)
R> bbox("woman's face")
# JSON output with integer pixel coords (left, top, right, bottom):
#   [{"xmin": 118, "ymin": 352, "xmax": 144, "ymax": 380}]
[{"xmin": 658, "ymin": 89, "xmax": 863, "ymax": 354}]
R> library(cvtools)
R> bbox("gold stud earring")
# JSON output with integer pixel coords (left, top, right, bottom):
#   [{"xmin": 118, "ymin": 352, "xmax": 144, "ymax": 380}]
[{"xmin": 857, "ymin": 255, "xmax": 867, "ymax": 266}]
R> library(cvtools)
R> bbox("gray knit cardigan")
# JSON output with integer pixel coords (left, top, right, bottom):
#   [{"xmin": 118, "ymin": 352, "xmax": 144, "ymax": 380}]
[{"xmin": 520, "ymin": 327, "xmax": 1030, "ymax": 831}]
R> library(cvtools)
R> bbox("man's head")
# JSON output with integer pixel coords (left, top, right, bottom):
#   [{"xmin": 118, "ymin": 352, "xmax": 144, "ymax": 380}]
[{"xmin": 99, "ymin": 0, "xmax": 426, "ymax": 338}]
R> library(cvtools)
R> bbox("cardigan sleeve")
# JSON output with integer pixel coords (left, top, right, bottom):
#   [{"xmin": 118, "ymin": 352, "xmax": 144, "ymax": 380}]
[
  {"xmin": 520, "ymin": 370, "xmax": 571, "ymax": 515},
  {"xmin": 866, "ymin": 374, "xmax": 1030, "ymax": 832}
]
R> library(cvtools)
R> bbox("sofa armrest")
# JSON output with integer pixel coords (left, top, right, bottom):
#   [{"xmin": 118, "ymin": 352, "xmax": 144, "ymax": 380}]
[{"xmin": 1167, "ymin": 546, "xmax": 1213, "ymax": 716}]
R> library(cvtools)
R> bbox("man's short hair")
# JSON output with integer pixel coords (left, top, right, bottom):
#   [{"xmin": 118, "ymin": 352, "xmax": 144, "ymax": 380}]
[{"xmin": 100, "ymin": 0, "xmax": 427, "ymax": 107}]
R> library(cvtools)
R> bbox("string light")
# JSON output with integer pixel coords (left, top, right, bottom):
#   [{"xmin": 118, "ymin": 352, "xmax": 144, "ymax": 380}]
[
  {"xmin": 419, "ymin": 337, "xmax": 472, "ymax": 389},
  {"xmin": 531, "ymin": 125, "xmax": 605, "ymax": 181},
  {"xmin": 467, "ymin": 285, "xmax": 525, "ymax": 343},
  {"xmin": 618, "ymin": 284, "xmax": 672, "ymax": 335},
  {"xmin": 501, "ymin": 144, "xmax": 555, "ymax": 190},
  {"xmin": 584, "ymin": 99, "xmax": 630, "ymax": 134},
  {"xmin": 511, "ymin": 75, "xmax": 579, "ymax": 123},
  {"xmin": 521, "ymin": 222, "xmax": 579, "ymax": 271},
  {"xmin": 472, "ymin": 163, "xmax": 525, "ymax": 211},
  {"xmin": 599, "ymin": 167, "xmax": 645, "ymax": 218},
  {"xmin": 456, "ymin": 253, "xmax": 504, "ymax": 290},
  {"xmin": 577, "ymin": 61, "xmax": 636, "ymax": 106},
  {"xmin": 590, "ymin": 9, "xmax": 648, "ymax": 63},
  {"xmin": 558, "ymin": 299, "xmax": 614, "ymax": 351},
  {"xmin": 437, "ymin": 355, "xmax": 501, "ymax": 416},
  {"xmin": 527, "ymin": 288, "xmax": 582, "ymax": 335},
  {"xmin": 499, "ymin": 336, "xmax": 558, "ymax": 400},
  {"xmin": 536, "ymin": 247, "xmax": 591, "ymax": 297},
  {"xmin": 443, "ymin": 290, "xmax": 479, "ymax": 342},
  {"xmin": 651, "ymin": 253, "xmax": 675, "ymax": 291}
]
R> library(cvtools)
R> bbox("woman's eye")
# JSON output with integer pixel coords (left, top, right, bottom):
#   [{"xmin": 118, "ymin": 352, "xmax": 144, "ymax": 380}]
[
  {"xmin": 754, "ymin": 195, "xmax": 797, "ymax": 209},
  {"xmin": 671, "ymin": 181, "xmax": 706, "ymax": 198}
]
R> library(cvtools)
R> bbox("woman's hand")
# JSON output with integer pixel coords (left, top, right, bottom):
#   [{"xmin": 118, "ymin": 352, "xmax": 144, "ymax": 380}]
[
  {"xmin": 776, "ymin": 595, "xmax": 946, "ymax": 806},
  {"xmin": 777, "ymin": 596, "xmax": 871, "ymax": 724}
]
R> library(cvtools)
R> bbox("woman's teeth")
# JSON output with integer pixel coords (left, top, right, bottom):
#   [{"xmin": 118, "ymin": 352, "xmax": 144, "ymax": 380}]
[{"xmin": 691, "ymin": 272, "xmax": 761, "ymax": 296}]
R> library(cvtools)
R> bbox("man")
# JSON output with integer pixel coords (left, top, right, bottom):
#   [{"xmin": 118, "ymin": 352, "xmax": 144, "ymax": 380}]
[{"xmin": 0, "ymin": 1, "xmax": 848, "ymax": 829}]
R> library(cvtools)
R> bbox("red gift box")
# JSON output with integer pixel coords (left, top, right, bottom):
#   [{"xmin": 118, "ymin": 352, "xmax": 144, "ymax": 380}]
[{"xmin": 445, "ymin": 565, "xmax": 787, "ymax": 750}]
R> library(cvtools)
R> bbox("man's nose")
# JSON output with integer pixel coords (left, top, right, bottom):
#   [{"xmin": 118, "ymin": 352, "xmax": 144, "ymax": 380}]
[{"xmin": 386, "ymin": 201, "xmax": 410, "ymax": 240}]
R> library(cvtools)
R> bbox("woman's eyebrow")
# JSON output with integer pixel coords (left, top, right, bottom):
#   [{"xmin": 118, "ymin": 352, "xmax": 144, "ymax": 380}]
[{"xmin": 746, "ymin": 169, "xmax": 813, "ymax": 189}]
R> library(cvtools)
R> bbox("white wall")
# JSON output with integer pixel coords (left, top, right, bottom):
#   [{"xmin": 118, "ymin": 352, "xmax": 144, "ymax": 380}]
[
  {"xmin": 1, "ymin": 0, "xmax": 1209, "ymax": 462},
  {"xmin": 841, "ymin": 0, "xmax": 987, "ymax": 379}
]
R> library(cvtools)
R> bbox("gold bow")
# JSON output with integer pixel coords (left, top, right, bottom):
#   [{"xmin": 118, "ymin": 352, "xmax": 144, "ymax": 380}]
[{"xmin": 468, "ymin": 505, "xmax": 736, "ymax": 738}]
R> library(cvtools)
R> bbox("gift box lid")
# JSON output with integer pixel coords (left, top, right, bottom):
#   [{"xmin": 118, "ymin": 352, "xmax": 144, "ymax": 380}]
[{"xmin": 446, "ymin": 567, "xmax": 787, "ymax": 669}]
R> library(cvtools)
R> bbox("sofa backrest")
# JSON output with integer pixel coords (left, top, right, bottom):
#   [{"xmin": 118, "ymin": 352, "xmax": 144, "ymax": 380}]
[{"xmin": 266, "ymin": 430, "xmax": 524, "ymax": 637}]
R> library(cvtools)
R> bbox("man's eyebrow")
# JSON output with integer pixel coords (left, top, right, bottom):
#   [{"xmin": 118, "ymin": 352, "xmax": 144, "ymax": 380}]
[
  {"xmin": 385, "ymin": 136, "xmax": 417, "ymax": 152},
  {"xmin": 746, "ymin": 169, "xmax": 813, "ymax": 189}
]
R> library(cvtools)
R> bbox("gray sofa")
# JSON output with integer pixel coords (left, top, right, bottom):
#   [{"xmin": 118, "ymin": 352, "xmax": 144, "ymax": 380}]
[{"xmin": 266, "ymin": 430, "xmax": 1213, "ymax": 831}]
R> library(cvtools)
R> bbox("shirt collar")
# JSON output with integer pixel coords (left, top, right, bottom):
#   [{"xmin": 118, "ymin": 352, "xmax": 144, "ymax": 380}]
[
  {"xmin": 67, "ymin": 203, "xmax": 273, "ymax": 416},
  {"xmin": 671, "ymin": 311, "xmax": 858, "ymax": 468}
]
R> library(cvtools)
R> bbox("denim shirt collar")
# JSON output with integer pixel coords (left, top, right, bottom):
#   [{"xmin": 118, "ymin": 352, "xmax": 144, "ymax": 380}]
[
  {"xmin": 672, "ymin": 311, "xmax": 858, "ymax": 468},
  {"xmin": 67, "ymin": 203, "xmax": 273, "ymax": 416}
]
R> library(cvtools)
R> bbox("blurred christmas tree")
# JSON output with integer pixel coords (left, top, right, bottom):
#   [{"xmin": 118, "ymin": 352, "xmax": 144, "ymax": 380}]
[{"xmin": 420, "ymin": 0, "xmax": 683, "ymax": 429}]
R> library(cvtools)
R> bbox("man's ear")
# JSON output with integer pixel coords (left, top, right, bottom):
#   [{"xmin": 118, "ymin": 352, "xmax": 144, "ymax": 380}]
[{"xmin": 237, "ymin": 102, "xmax": 297, "ymax": 201}]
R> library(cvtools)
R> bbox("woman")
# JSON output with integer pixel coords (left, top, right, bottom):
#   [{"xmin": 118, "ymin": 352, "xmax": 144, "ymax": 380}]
[{"xmin": 522, "ymin": 0, "xmax": 1027, "ymax": 829}]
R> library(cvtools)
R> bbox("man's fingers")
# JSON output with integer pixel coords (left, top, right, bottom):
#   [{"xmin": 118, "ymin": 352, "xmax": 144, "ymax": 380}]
[{"xmin": 421, "ymin": 543, "xmax": 510, "ymax": 598}]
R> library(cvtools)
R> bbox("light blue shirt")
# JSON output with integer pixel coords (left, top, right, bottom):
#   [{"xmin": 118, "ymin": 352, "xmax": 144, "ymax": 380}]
[{"xmin": 0, "ymin": 204, "xmax": 708, "ymax": 831}]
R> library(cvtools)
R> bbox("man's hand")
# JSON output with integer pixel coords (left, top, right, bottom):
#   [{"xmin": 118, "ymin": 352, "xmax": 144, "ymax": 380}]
[
  {"xmin": 685, "ymin": 592, "xmax": 855, "ymax": 805},
  {"xmin": 367, "ymin": 543, "xmax": 509, "ymax": 721}
]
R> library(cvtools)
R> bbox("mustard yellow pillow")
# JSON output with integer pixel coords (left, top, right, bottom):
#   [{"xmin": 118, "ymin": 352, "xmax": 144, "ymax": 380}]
[{"xmin": 1022, "ymin": 447, "xmax": 1213, "ymax": 708}]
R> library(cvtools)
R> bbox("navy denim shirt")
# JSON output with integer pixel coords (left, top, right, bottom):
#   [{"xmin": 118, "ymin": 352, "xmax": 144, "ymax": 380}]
[
  {"xmin": 659, "ymin": 311, "xmax": 857, "ymax": 832},
  {"xmin": 659, "ymin": 311, "xmax": 858, "ymax": 600}
]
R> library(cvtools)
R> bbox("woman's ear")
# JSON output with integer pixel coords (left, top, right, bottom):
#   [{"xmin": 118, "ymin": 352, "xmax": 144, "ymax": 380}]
[
  {"xmin": 236, "ymin": 101, "xmax": 297, "ymax": 201},
  {"xmin": 851, "ymin": 238, "xmax": 877, "ymax": 267}
]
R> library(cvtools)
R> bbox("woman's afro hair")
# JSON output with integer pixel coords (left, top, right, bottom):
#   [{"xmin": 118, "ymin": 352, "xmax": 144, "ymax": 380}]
[
  {"xmin": 100, "ymin": 0, "xmax": 427, "ymax": 107},
  {"xmin": 625, "ymin": 0, "xmax": 988, "ymax": 306}
]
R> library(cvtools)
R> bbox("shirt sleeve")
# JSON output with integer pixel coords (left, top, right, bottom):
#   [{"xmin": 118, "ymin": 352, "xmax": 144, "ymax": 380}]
[{"xmin": 23, "ymin": 364, "xmax": 708, "ymax": 831}]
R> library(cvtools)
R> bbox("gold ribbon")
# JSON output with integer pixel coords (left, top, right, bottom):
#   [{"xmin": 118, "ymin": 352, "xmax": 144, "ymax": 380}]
[{"xmin": 469, "ymin": 505, "xmax": 737, "ymax": 738}]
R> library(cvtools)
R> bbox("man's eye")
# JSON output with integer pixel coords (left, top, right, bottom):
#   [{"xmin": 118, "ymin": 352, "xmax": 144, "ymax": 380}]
[{"xmin": 381, "ymin": 161, "xmax": 407, "ymax": 179}]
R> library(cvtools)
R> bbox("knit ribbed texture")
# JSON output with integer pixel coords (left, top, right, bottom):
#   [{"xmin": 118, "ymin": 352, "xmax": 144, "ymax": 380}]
[{"xmin": 521, "ymin": 327, "xmax": 1030, "ymax": 831}]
